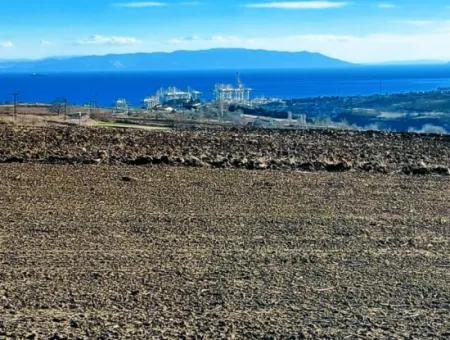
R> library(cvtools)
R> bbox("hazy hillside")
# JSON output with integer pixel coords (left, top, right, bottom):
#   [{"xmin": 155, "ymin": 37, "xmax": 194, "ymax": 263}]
[{"xmin": 0, "ymin": 49, "xmax": 352, "ymax": 72}]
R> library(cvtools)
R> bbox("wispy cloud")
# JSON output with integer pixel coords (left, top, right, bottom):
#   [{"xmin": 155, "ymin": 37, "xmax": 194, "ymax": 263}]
[
  {"xmin": 114, "ymin": 2, "xmax": 167, "ymax": 8},
  {"xmin": 377, "ymin": 3, "xmax": 395, "ymax": 9},
  {"xmin": 113, "ymin": 1, "xmax": 200, "ymax": 8},
  {"xmin": 169, "ymin": 35, "xmax": 203, "ymax": 44},
  {"xmin": 179, "ymin": 1, "xmax": 201, "ymax": 5},
  {"xmin": 40, "ymin": 40, "xmax": 53, "ymax": 47},
  {"xmin": 245, "ymin": 1, "xmax": 349, "ymax": 9},
  {"xmin": 77, "ymin": 35, "xmax": 142, "ymax": 45},
  {"xmin": 0, "ymin": 41, "xmax": 14, "ymax": 48},
  {"xmin": 394, "ymin": 19, "xmax": 435, "ymax": 27},
  {"xmin": 409, "ymin": 124, "xmax": 448, "ymax": 134}
]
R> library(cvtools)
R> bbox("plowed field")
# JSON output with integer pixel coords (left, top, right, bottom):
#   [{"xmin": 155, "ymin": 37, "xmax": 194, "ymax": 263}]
[{"xmin": 1, "ymin": 164, "xmax": 449, "ymax": 338}]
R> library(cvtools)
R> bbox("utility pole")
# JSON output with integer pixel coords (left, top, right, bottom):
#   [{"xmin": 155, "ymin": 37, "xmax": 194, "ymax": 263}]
[
  {"xmin": 63, "ymin": 98, "xmax": 68, "ymax": 120},
  {"xmin": 11, "ymin": 92, "xmax": 19, "ymax": 120},
  {"xmin": 64, "ymin": 99, "xmax": 67, "ymax": 119},
  {"xmin": 88, "ymin": 100, "xmax": 97, "ymax": 116},
  {"xmin": 219, "ymin": 97, "xmax": 224, "ymax": 120}
]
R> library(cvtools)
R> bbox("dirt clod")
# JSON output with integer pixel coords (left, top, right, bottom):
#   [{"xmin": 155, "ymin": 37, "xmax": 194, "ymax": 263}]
[
  {"xmin": 0, "ymin": 164, "xmax": 449, "ymax": 338},
  {"xmin": 0, "ymin": 125, "xmax": 448, "ymax": 175},
  {"xmin": 1, "ymin": 126, "xmax": 449, "ymax": 338}
]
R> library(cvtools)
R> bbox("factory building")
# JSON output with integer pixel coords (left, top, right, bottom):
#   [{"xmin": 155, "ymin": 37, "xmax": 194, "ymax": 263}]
[
  {"xmin": 214, "ymin": 74, "xmax": 252, "ymax": 106},
  {"xmin": 144, "ymin": 87, "xmax": 202, "ymax": 111}
]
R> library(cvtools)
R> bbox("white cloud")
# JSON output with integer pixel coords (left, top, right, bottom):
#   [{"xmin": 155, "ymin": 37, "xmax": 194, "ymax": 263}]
[
  {"xmin": 409, "ymin": 124, "xmax": 448, "ymax": 134},
  {"xmin": 40, "ymin": 40, "xmax": 53, "ymax": 46},
  {"xmin": 245, "ymin": 1, "xmax": 349, "ymax": 9},
  {"xmin": 179, "ymin": 1, "xmax": 201, "ymax": 5},
  {"xmin": 394, "ymin": 20, "xmax": 434, "ymax": 27},
  {"xmin": 114, "ymin": 1, "xmax": 199, "ymax": 8},
  {"xmin": 114, "ymin": 2, "xmax": 167, "ymax": 8},
  {"xmin": 78, "ymin": 35, "xmax": 142, "ymax": 45},
  {"xmin": 0, "ymin": 41, "xmax": 14, "ymax": 48},
  {"xmin": 377, "ymin": 3, "xmax": 395, "ymax": 9},
  {"xmin": 168, "ymin": 35, "xmax": 202, "ymax": 44}
]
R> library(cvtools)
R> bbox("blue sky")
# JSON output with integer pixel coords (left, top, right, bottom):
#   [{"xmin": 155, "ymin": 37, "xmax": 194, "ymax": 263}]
[{"xmin": 2, "ymin": 0, "xmax": 450, "ymax": 62}]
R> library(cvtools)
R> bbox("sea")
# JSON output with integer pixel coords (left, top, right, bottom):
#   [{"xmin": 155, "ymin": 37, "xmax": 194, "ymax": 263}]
[{"xmin": 2, "ymin": 65, "xmax": 450, "ymax": 107}]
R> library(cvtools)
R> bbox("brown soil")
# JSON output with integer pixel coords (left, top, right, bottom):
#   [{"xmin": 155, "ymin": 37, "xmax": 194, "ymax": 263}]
[
  {"xmin": 0, "ymin": 164, "xmax": 449, "ymax": 338},
  {"xmin": 0, "ymin": 105, "xmax": 52, "ymax": 116},
  {"xmin": 1, "ymin": 125, "xmax": 450, "ymax": 337},
  {"xmin": 0, "ymin": 125, "xmax": 449, "ymax": 175}
]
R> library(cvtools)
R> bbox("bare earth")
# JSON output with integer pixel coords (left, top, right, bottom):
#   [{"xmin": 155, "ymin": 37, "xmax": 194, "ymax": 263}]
[
  {"xmin": 1, "ymin": 125, "xmax": 450, "ymax": 175},
  {"xmin": 1, "ymin": 163, "xmax": 449, "ymax": 338}
]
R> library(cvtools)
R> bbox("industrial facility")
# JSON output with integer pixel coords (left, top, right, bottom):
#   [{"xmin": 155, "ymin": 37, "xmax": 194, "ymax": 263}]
[
  {"xmin": 141, "ymin": 74, "xmax": 259, "ymax": 113},
  {"xmin": 143, "ymin": 95, "xmax": 160, "ymax": 110},
  {"xmin": 109, "ymin": 74, "xmax": 293, "ymax": 128},
  {"xmin": 144, "ymin": 87, "xmax": 202, "ymax": 111},
  {"xmin": 214, "ymin": 73, "xmax": 252, "ymax": 106},
  {"xmin": 114, "ymin": 98, "xmax": 129, "ymax": 115}
]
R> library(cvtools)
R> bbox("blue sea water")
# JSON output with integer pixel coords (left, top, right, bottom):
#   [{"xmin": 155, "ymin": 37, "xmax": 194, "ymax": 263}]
[{"xmin": 2, "ymin": 65, "xmax": 450, "ymax": 107}]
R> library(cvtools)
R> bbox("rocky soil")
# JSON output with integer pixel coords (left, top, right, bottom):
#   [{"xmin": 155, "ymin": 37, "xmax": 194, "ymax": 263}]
[
  {"xmin": 1, "ymin": 125, "xmax": 449, "ymax": 337},
  {"xmin": 1, "ymin": 124, "xmax": 449, "ymax": 175},
  {"xmin": 0, "ymin": 164, "xmax": 449, "ymax": 338}
]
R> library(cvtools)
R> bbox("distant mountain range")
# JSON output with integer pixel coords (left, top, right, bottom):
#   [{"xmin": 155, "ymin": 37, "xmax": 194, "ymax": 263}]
[{"xmin": 0, "ymin": 48, "xmax": 353, "ymax": 72}]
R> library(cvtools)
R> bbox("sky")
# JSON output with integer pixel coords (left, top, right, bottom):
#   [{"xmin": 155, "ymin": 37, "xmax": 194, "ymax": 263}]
[{"xmin": 1, "ymin": 0, "xmax": 450, "ymax": 63}]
